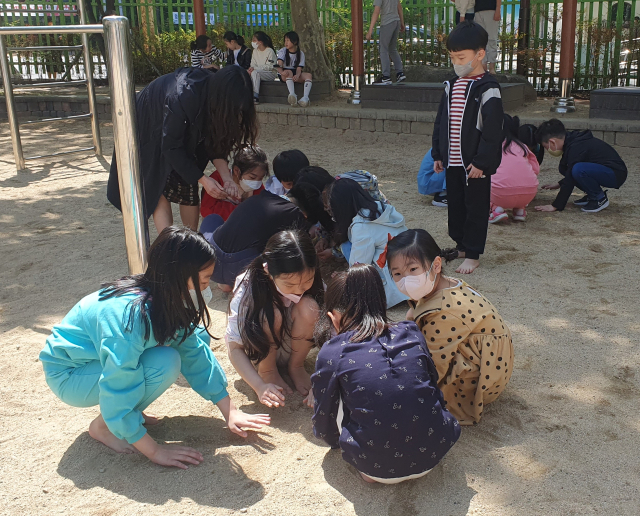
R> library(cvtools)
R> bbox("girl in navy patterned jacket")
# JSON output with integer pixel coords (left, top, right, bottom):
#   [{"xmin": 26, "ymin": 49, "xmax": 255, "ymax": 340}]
[{"xmin": 311, "ymin": 264, "xmax": 460, "ymax": 484}]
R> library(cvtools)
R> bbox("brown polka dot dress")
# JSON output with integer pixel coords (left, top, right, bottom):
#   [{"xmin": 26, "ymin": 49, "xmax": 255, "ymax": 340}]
[{"xmin": 412, "ymin": 279, "xmax": 513, "ymax": 426}]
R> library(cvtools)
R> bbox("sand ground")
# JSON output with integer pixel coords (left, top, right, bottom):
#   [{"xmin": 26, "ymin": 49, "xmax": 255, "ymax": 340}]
[{"xmin": 1, "ymin": 118, "xmax": 639, "ymax": 516}]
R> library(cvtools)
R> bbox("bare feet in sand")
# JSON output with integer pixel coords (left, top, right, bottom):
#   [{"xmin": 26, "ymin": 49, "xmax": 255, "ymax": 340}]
[
  {"xmin": 456, "ymin": 258, "xmax": 480, "ymax": 274},
  {"xmin": 259, "ymin": 369, "xmax": 293, "ymax": 395},
  {"xmin": 359, "ymin": 471, "xmax": 377, "ymax": 483},
  {"xmin": 288, "ymin": 364, "xmax": 312, "ymax": 396},
  {"xmin": 89, "ymin": 415, "xmax": 136, "ymax": 454},
  {"xmin": 142, "ymin": 412, "xmax": 161, "ymax": 425}
]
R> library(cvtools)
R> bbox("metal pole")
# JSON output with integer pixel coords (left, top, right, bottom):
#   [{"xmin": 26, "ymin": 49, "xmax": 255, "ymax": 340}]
[
  {"xmin": 0, "ymin": 25, "xmax": 104, "ymax": 35},
  {"xmin": 77, "ymin": 0, "xmax": 102, "ymax": 155},
  {"xmin": 0, "ymin": 35, "xmax": 26, "ymax": 171},
  {"xmin": 103, "ymin": 16, "xmax": 148, "ymax": 274},
  {"xmin": 349, "ymin": 0, "xmax": 364, "ymax": 104},
  {"xmin": 193, "ymin": 0, "xmax": 207, "ymax": 37},
  {"xmin": 551, "ymin": 0, "xmax": 577, "ymax": 113},
  {"xmin": 516, "ymin": 0, "xmax": 531, "ymax": 76}
]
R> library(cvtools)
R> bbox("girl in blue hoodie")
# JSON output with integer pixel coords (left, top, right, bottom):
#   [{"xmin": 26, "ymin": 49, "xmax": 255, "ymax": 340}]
[
  {"xmin": 40, "ymin": 227, "xmax": 270, "ymax": 469},
  {"xmin": 326, "ymin": 178, "xmax": 408, "ymax": 308}
]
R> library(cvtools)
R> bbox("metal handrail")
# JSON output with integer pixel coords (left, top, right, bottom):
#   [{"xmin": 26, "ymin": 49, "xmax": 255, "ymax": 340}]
[
  {"xmin": 0, "ymin": 25, "xmax": 103, "ymax": 35},
  {"xmin": 8, "ymin": 45, "xmax": 84, "ymax": 51},
  {"xmin": 12, "ymin": 80, "xmax": 87, "ymax": 88}
]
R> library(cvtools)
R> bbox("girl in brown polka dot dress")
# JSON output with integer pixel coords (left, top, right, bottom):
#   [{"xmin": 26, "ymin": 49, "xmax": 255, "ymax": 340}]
[{"xmin": 387, "ymin": 229, "xmax": 513, "ymax": 425}]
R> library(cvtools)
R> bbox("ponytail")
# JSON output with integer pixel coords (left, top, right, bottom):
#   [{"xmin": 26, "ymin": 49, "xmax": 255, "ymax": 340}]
[
  {"xmin": 253, "ymin": 31, "xmax": 274, "ymax": 50},
  {"xmin": 191, "ymin": 34, "xmax": 210, "ymax": 52},
  {"xmin": 503, "ymin": 114, "xmax": 529, "ymax": 157}
]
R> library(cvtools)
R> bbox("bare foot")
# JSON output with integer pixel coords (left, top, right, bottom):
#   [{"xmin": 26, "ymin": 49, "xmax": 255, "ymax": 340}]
[
  {"xmin": 259, "ymin": 369, "xmax": 294, "ymax": 395},
  {"xmin": 142, "ymin": 412, "xmax": 161, "ymax": 426},
  {"xmin": 360, "ymin": 471, "xmax": 378, "ymax": 483},
  {"xmin": 89, "ymin": 415, "xmax": 136, "ymax": 454},
  {"xmin": 217, "ymin": 283, "xmax": 232, "ymax": 293},
  {"xmin": 288, "ymin": 364, "xmax": 312, "ymax": 396},
  {"xmin": 457, "ymin": 250, "xmax": 465, "ymax": 259},
  {"xmin": 456, "ymin": 258, "xmax": 479, "ymax": 274}
]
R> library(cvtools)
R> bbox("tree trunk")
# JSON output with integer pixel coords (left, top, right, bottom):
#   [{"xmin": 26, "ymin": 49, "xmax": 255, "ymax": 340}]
[{"xmin": 290, "ymin": 0, "xmax": 334, "ymax": 84}]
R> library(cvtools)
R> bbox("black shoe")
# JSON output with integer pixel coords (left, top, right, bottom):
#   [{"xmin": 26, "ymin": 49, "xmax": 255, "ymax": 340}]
[
  {"xmin": 254, "ymin": 96, "xmax": 260, "ymax": 105},
  {"xmin": 396, "ymin": 71, "xmax": 406, "ymax": 82},
  {"xmin": 373, "ymin": 75, "xmax": 392, "ymax": 85},
  {"xmin": 573, "ymin": 195, "xmax": 589, "ymax": 206},
  {"xmin": 432, "ymin": 193, "xmax": 447, "ymax": 207},
  {"xmin": 581, "ymin": 193, "xmax": 609, "ymax": 213}
]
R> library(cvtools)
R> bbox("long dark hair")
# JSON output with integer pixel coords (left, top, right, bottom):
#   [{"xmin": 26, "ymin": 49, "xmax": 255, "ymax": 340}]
[
  {"xmin": 205, "ymin": 66, "xmax": 258, "ymax": 160},
  {"xmin": 327, "ymin": 177, "xmax": 380, "ymax": 245},
  {"xmin": 253, "ymin": 30, "xmax": 274, "ymax": 50},
  {"xmin": 386, "ymin": 229, "xmax": 455, "ymax": 271},
  {"xmin": 233, "ymin": 145, "xmax": 269, "ymax": 178},
  {"xmin": 235, "ymin": 230, "xmax": 324, "ymax": 363},
  {"xmin": 224, "ymin": 30, "xmax": 245, "ymax": 47},
  {"xmin": 100, "ymin": 227, "xmax": 216, "ymax": 345},
  {"xmin": 322, "ymin": 263, "xmax": 389, "ymax": 343},
  {"xmin": 283, "ymin": 31, "xmax": 301, "ymax": 68},
  {"xmin": 291, "ymin": 166, "xmax": 336, "ymax": 230},
  {"xmin": 191, "ymin": 34, "xmax": 210, "ymax": 52},
  {"xmin": 503, "ymin": 114, "xmax": 529, "ymax": 157},
  {"xmin": 519, "ymin": 123, "xmax": 544, "ymax": 165}
]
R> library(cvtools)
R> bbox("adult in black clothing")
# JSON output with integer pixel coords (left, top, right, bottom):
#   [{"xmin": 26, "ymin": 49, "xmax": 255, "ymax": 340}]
[
  {"xmin": 224, "ymin": 31, "xmax": 252, "ymax": 70},
  {"xmin": 200, "ymin": 190, "xmax": 312, "ymax": 291},
  {"xmin": 107, "ymin": 66, "xmax": 257, "ymax": 233},
  {"xmin": 535, "ymin": 119, "xmax": 627, "ymax": 214}
]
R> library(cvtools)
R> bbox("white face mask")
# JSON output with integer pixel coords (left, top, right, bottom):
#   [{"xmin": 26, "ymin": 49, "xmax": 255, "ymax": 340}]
[
  {"xmin": 275, "ymin": 283, "xmax": 302, "ymax": 305},
  {"xmin": 187, "ymin": 286, "xmax": 213, "ymax": 310},
  {"xmin": 453, "ymin": 54, "xmax": 479, "ymax": 78},
  {"xmin": 240, "ymin": 179, "xmax": 263, "ymax": 192},
  {"xmin": 395, "ymin": 263, "xmax": 437, "ymax": 300},
  {"xmin": 251, "ymin": 41, "xmax": 259, "ymax": 49}
]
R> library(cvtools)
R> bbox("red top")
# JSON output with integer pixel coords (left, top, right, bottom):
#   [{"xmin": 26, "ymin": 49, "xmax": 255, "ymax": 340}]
[{"xmin": 200, "ymin": 170, "xmax": 265, "ymax": 221}]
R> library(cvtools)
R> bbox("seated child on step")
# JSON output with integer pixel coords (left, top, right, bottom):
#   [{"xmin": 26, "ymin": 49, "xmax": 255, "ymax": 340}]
[{"xmin": 276, "ymin": 31, "xmax": 313, "ymax": 107}]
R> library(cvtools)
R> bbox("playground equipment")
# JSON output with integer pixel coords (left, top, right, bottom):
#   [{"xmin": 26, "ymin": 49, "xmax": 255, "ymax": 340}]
[{"xmin": 0, "ymin": 16, "xmax": 148, "ymax": 275}]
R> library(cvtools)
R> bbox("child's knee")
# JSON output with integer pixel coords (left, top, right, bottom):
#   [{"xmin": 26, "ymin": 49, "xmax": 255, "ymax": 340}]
[
  {"xmin": 293, "ymin": 296, "xmax": 320, "ymax": 326},
  {"xmin": 143, "ymin": 346, "xmax": 181, "ymax": 384},
  {"xmin": 571, "ymin": 163, "xmax": 587, "ymax": 180}
]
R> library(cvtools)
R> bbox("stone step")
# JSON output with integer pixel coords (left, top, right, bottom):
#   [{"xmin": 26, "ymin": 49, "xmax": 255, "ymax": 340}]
[
  {"xmin": 590, "ymin": 87, "xmax": 640, "ymax": 120},
  {"xmin": 258, "ymin": 79, "xmax": 331, "ymax": 104}
]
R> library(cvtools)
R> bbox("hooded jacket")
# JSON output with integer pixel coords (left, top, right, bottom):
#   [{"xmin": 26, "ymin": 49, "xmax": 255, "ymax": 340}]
[
  {"xmin": 552, "ymin": 130, "xmax": 628, "ymax": 210},
  {"xmin": 346, "ymin": 201, "xmax": 409, "ymax": 308},
  {"xmin": 432, "ymin": 73, "xmax": 504, "ymax": 175},
  {"xmin": 227, "ymin": 46, "xmax": 252, "ymax": 70}
]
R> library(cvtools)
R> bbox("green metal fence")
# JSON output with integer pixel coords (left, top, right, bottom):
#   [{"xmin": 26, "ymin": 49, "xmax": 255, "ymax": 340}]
[{"xmin": 1, "ymin": 0, "xmax": 638, "ymax": 91}]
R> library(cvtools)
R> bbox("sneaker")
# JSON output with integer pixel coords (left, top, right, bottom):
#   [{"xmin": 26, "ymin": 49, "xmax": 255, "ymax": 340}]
[
  {"xmin": 373, "ymin": 75, "xmax": 392, "ymax": 85},
  {"xmin": 573, "ymin": 195, "xmax": 589, "ymax": 206},
  {"xmin": 488, "ymin": 208, "xmax": 509, "ymax": 224},
  {"xmin": 253, "ymin": 96, "xmax": 260, "ymax": 105},
  {"xmin": 432, "ymin": 193, "xmax": 447, "ymax": 207},
  {"xmin": 581, "ymin": 193, "xmax": 609, "ymax": 213},
  {"xmin": 512, "ymin": 208, "xmax": 527, "ymax": 222},
  {"xmin": 396, "ymin": 71, "xmax": 406, "ymax": 83},
  {"xmin": 298, "ymin": 96, "xmax": 310, "ymax": 108},
  {"xmin": 288, "ymin": 93, "xmax": 298, "ymax": 106}
]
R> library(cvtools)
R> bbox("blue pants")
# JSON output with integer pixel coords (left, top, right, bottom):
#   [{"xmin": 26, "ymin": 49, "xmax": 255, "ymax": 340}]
[
  {"xmin": 571, "ymin": 162, "xmax": 618, "ymax": 200},
  {"xmin": 44, "ymin": 346, "xmax": 181, "ymax": 409},
  {"xmin": 341, "ymin": 241, "xmax": 352, "ymax": 262}
]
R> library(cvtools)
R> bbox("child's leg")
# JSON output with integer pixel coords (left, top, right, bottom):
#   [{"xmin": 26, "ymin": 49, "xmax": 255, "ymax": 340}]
[
  {"xmin": 179, "ymin": 204, "xmax": 200, "ymax": 231},
  {"xmin": 378, "ymin": 23, "xmax": 393, "ymax": 77},
  {"xmin": 445, "ymin": 166, "xmax": 467, "ymax": 255},
  {"xmin": 571, "ymin": 162, "xmax": 618, "ymax": 200},
  {"xmin": 153, "ymin": 195, "xmax": 173, "ymax": 234},
  {"xmin": 458, "ymin": 175, "xmax": 491, "ymax": 273},
  {"xmin": 258, "ymin": 308, "xmax": 294, "ymax": 393},
  {"xmin": 301, "ymin": 72, "xmax": 312, "ymax": 98},
  {"xmin": 388, "ymin": 21, "xmax": 403, "ymax": 74},
  {"xmin": 289, "ymin": 296, "xmax": 320, "ymax": 395},
  {"xmin": 280, "ymin": 69, "xmax": 297, "ymax": 102},
  {"xmin": 251, "ymin": 69, "xmax": 261, "ymax": 98}
]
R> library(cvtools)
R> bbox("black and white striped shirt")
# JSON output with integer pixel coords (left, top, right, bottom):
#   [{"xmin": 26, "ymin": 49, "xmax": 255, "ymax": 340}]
[{"xmin": 191, "ymin": 47, "xmax": 225, "ymax": 68}]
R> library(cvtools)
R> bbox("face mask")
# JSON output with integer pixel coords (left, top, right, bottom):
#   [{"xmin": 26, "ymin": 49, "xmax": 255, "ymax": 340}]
[
  {"xmin": 453, "ymin": 54, "xmax": 479, "ymax": 78},
  {"xmin": 187, "ymin": 286, "xmax": 213, "ymax": 310},
  {"xmin": 240, "ymin": 179, "xmax": 263, "ymax": 192},
  {"xmin": 275, "ymin": 283, "xmax": 302, "ymax": 305},
  {"xmin": 395, "ymin": 263, "xmax": 436, "ymax": 300},
  {"xmin": 546, "ymin": 141, "xmax": 563, "ymax": 157},
  {"xmin": 251, "ymin": 41, "xmax": 259, "ymax": 49}
]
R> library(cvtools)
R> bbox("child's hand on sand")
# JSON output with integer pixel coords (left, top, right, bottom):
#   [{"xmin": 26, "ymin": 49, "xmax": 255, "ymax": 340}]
[
  {"xmin": 541, "ymin": 183, "xmax": 561, "ymax": 190},
  {"xmin": 303, "ymin": 390, "xmax": 315, "ymax": 408},
  {"xmin": 227, "ymin": 409, "xmax": 271, "ymax": 438},
  {"xmin": 434, "ymin": 160, "xmax": 444, "ymax": 173},
  {"xmin": 148, "ymin": 443, "xmax": 204, "ymax": 470},
  {"xmin": 258, "ymin": 383, "xmax": 286, "ymax": 408}
]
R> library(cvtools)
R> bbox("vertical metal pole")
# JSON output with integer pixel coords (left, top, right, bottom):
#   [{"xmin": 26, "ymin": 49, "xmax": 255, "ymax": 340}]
[
  {"xmin": 349, "ymin": 0, "xmax": 364, "ymax": 104},
  {"xmin": 193, "ymin": 0, "xmax": 206, "ymax": 36},
  {"xmin": 517, "ymin": 0, "xmax": 531, "ymax": 77},
  {"xmin": 551, "ymin": 0, "xmax": 577, "ymax": 113},
  {"xmin": 103, "ymin": 16, "xmax": 148, "ymax": 274},
  {"xmin": 77, "ymin": 0, "xmax": 102, "ymax": 155},
  {"xmin": 0, "ymin": 35, "xmax": 26, "ymax": 171}
]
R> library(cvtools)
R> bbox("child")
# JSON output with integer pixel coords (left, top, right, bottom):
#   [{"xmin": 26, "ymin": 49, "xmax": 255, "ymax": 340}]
[
  {"xmin": 365, "ymin": 0, "xmax": 406, "ymax": 85},
  {"xmin": 417, "ymin": 148, "xmax": 447, "ymax": 207},
  {"xmin": 327, "ymin": 178, "xmax": 408, "ymax": 308},
  {"xmin": 249, "ymin": 31, "xmax": 278, "ymax": 104},
  {"xmin": 40, "ymin": 227, "xmax": 270, "ymax": 468},
  {"xmin": 276, "ymin": 31, "xmax": 313, "ymax": 107},
  {"xmin": 224, "ymin": 31, "xmax": 252, "ymax": 69},
  {"xmin": 200, "ymin": 145, "xmax": 268, "ymax": 221},
  {"xmin": 432, "ymin": 21, "xmax": 504, "ymax": 274},
  {"xmin": 489, "ymin": 114, "xmax": 539, "ymax": 223},
  {"xmin": 387, "ymin": 229, "xmax": 513, "ymax": 425},
  {"xmin": 226, "ymin": 230, "xmax": 324, "ymax": 408},
  {"xmin": 518, "ymin": 123, "xmax": 545, "ymax": 165},
  {"xmin": 265, "ymin": 149, "xmax": 310, "ymax": 195},
  {"xmin": 312, "ymin": 264, "xmax": 460, "ymax": 484},
  {"xmin": 534, "ymin": 119, "xmax": 628, "ymax": 214},
  {"xmin": 190, "ymin": 35, "xmax": 224, "ymax": 70}
]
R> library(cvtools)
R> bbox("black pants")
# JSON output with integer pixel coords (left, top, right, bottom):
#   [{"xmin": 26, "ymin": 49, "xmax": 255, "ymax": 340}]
[{"xmin": 446, "ymin": 166, "xmax": 491, "ymax": 260}]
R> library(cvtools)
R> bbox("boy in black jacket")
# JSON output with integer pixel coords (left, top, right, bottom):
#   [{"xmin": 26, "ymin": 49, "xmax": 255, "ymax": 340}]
[
  {"xmin": 534, "ymin": 119, "xmax": 627, "ymax": 213},
  {"xmin": 432, "ymin": 21, "xmax": 504, "ymax": 274}
]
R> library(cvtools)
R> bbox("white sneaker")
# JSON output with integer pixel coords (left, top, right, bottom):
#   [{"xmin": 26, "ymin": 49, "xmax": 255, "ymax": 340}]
[
  {"xmin": 288, "ymin": 93, "xmax": 298, "ymax": 106},
  {"xmin": 298, "ymin": 96, "xmax": 310, "ymax": 107}
]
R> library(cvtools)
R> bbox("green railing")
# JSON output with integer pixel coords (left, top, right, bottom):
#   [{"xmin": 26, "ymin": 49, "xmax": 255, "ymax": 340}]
[{"xmin": 1, "ymin": 0, "xmax": 638, "ymax": 91}]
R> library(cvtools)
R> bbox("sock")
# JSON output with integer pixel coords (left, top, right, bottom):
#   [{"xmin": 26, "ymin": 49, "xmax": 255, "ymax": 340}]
[
  {"xmin": 494, "ymin": 206, "xmax": 505, "ymax": 214},
  {"xmin": 303, "ymin": 80, "xmax": 312, "ymax": 98},
  {"xmin": 286, "ymin": 78, "xmax": 296, "ymax": 96}
]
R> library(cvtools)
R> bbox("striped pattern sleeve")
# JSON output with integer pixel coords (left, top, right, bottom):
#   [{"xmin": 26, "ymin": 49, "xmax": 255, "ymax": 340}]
[{"xmin": 447, "ymin": 77, "xmax": 473, "ymax": 167}]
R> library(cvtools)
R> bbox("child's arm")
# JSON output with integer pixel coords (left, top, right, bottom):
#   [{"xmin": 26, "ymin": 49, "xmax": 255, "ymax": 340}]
[
  {"xmin": 346, "ymin": 224, "xmax": 377, "ymax": 267},
  {"xmin": 472, "ymin": 86, "xmax": 504, "ymax": 175},
  {"xmin": 294, "ymin": 66, "xmax": 302, "ymax": 81},
  {"xmin": 365, "ymin": 5, "xmax": 382, "ymax": 40},
  {"xmin": 432, "ymin": 94, "xmax": 446, "ymax": 172},
  {"xmin": 311, "ymin": 345, "xmax": 341, "ymax": 448},
  {"xmin": 216, "ymin": 395, "xmax": 271, "ymax": 437},
  {"xmin": 397, "ymin": 1, "xmax": 405, "ymax": 30}
]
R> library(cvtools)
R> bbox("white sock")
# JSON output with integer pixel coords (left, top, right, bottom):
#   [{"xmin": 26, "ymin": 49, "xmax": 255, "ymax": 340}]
[
  {"xmin": 494, "ymin": 206, "xmax": 505, "ymax": 214},
  {"xmin": 286, "ymin": 79, "xmax": 296, "ymax": 96},
  {"xmin": 303, "ymin": 80, "xmax": 312, "ymax": 98}
]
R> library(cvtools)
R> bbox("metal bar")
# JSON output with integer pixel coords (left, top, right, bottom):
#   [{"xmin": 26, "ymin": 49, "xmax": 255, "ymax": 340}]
[
  {"xmin": 7, "ymin": 45, "xmax": 84, "ymax": 51},
  {"xmin": 349, "ymin": 0, "xmax": 364, "ymax": 103},
  {"xmin": 77, "ymin": 0, "xmax": 102, "ymax": 156},
  {"xmin": 23, "ymin": 113, "xmax": 92, "ymax": 124},
  {"xmin": 103, "ymin": 15, "xmax": 148, "ymax": 274},
  {"xmin": 0, "ymin": 35, "xmax": 26, "ymax": 171},
  {"xmin": 12, "ymin": 80, "xmax": 87, "ymax": 88},
  {"xmin": 25, "ymin": 146, "xmax": 95, "ymax": 160},
  {"xmin": 193, "ymin": 0, "xmax": 206, "ymax": 36},
  {"xmin": 0, "ymin": 25, "xmax": 103, "ymax": 35}
]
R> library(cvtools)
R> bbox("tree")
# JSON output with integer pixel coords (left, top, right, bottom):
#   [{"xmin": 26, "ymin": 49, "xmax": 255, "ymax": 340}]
[{"xmin": 290, "ymin": 0, "xmax": 334, "ymax": 84}]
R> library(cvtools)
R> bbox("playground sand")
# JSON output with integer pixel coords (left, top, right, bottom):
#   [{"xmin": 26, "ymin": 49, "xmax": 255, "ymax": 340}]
[{"xmin": 1, "ymin": 119, "xmax": 639, "ymax": 516}]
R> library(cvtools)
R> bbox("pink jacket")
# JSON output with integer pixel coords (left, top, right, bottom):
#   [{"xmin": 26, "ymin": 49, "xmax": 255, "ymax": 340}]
[{"xmin": 492, "ymin": 141, "xmax": 540, "ymax": 193}]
